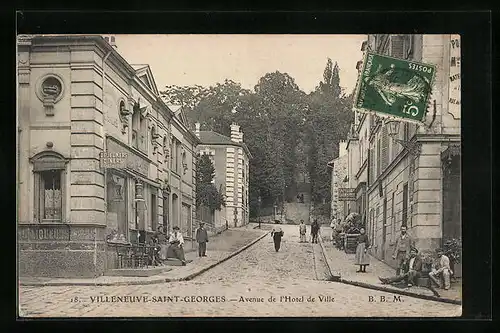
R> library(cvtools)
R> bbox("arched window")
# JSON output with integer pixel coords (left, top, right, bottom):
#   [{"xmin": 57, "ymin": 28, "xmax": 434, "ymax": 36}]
[{"xmin": 30, "ymin": 150, "xmax": 69, "ymax": 222}]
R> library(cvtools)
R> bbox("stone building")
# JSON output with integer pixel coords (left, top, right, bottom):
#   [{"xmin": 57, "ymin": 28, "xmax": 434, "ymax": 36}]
[
  {"xmin": 17, "ymin": 35, "xmax": 199, "ymax": 278},
  {"xmin": 327, "ymin": 141, "xmax": 348, "ymax": 221},
  {"xmin": 346, "ymin": 34, "xmax": 461, "ymax": 267},
  {"xmin": 194, "ymin": 123, "xmax": 251, "ymax": 228}
]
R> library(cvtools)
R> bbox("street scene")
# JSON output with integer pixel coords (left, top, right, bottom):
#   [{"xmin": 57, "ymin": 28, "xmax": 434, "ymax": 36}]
[
  {"xmin": 17, "ymin": 34, "xmax": 461, "ymax": 317},
  {"xmin": 19, "ymin": 224, "xmax": 460, "ymax": 317}
]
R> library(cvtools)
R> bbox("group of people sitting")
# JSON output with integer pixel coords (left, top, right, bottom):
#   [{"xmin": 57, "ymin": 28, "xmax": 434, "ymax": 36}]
[
  {"xmin": 149, "ymin": 222, "xmax": 210, "ymax": 266},
  {"xmin": 379, "ymin": 246, "xmax": 454, "ymax": 290}
]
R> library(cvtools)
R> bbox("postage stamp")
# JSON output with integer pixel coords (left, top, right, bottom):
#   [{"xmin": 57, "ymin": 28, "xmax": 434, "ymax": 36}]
[{"xmin": 354, "ymin": 52, "xmax": 436, "ymax": 123}]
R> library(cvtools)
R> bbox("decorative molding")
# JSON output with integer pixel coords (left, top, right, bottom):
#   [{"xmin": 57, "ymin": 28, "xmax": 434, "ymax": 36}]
[
  {"xmin": 35, "ymin": 73, "xmax": 65, "ymax": 117},
  {"xmin": 118, "ymin": 99, "xmax": 131, "ymax": 134}
]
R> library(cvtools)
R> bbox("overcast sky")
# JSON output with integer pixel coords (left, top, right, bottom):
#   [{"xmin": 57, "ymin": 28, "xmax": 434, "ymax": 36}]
[{"xmin": 114, "ymin": 34, "xmax": 366, "ymax": 94}]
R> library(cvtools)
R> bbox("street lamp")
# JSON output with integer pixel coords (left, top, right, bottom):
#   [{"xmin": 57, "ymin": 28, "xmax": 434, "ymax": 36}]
[
  {"xmin": 257, "ymin": 196, "xmax": 262, "ymax": 229},
  {"xmin": 385, "ymin": 120, "xmax": 422, "ymax": 156}
]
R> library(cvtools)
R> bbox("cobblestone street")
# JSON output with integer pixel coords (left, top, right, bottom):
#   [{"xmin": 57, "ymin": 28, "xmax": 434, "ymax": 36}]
[{"xmin": 19, "ymin": 224, "xmax": 461, "ymax": 317}]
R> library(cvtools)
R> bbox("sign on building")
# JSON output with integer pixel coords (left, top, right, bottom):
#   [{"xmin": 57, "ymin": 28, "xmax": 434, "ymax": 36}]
[
  {"xmin": 338, "ymin": 188, "xmax": 356, "ymax": 201},
  {"xmin": 448, "ymin": 34, "xmax": 461, "ymax": 119},
  {"xmin": 100, "ymin": 151, "xmax": 127, "ymax": 169},
  {"xmin": 354, "ymin": 52, "xmax": 436, "ymax": 123}
]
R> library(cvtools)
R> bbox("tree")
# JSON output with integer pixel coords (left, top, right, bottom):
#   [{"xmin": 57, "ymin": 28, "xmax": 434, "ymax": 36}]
[{"xmin": 195, "ymin": 154, "xmax": 225, "ymax": 211}]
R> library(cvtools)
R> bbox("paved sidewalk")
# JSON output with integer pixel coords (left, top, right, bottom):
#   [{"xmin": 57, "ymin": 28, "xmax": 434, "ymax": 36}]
[
  {"xmin": 19, "ymin": 227, "xmax": 268, "ymax": 287},
  {"xmin": 319, "ymin": 231, "xmax": 461, "ymax": 305}
]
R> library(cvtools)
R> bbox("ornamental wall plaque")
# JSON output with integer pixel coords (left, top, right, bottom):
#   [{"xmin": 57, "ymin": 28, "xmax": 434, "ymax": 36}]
[{"xmin": 35, "ymin": 74, "xmax": 64, "ymax": 116}]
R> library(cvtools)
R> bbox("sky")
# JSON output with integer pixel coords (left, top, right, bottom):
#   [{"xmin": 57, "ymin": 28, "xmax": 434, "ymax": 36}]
[{"xmin": 114, "ymin": 34, "xmax": 366, "ymax": 95}]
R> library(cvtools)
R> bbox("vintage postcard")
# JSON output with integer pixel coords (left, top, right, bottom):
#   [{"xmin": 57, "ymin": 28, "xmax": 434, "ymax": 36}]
[{"xmin": 17, "ymin": 34, "xmax": 462, "ymax": 317}]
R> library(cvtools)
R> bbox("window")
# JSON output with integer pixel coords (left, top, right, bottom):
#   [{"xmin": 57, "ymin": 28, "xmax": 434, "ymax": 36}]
[
  {"xmin": 376, "ymin": 138, "xmax": 381, "ymax": 177},
  {"xmin": 391, "ymin": 192, "xmax": 396, "ymax": 241},
  {"xmin": 106, "ymin": 171, "xmax": 128, "ymax": 240},
  {"xmin": 390, "ymin": 35, "xmax": 413, "ymax": 59},
  {"xmin": 132, "ymin": 105, "xmax": 139, "ymax": 149},
  {"xmin": 381, "ymin": 126, "xmax": 389, "ymax": 171},
  {"xmin": 39, "ymin": 170, "xmax": 62, "ymax": 220},
  {"xmin": 32, "ymin": 151, "xmax": 68, "ymax": 223},
  {"xmin": 402, "ymin": 183, "xmax": 409, "ymax": 227},
  {"xmin": 182, "ymin": 150, "xmax": 187, "ymax": 175},
  {"xmin": 151, "ymin": 192, "xmax": 157, "ymax": 231},
  {"xmin": 139, "ymin": 115, "xmax": 147, "ymax": 152}
]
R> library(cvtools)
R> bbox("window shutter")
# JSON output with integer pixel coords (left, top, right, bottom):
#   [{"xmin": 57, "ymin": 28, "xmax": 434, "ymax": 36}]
[
  {"xmin": 381, "ymin": 126, "xmax": 389, "ymax": 171},
  {"xmin": 390, "ymin": 35, "xmax": 405, "ymax": 58},
  {"xmin": 376, "ymin": 138, "xmax": 381, "ymax": 177},
  {"xmin": 368, "ymin": 147, "xmax": 374, "ymax": 185}
]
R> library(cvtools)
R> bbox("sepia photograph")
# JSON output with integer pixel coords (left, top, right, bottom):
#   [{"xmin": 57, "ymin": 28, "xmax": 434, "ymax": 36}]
[{"xmin": 17, "ymin": 33, "xmax": 462, "ymax": 317}]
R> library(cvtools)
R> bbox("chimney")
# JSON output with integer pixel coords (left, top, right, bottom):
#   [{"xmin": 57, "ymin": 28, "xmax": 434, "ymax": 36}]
[
  {"xmin": 195, "ymin": 122, "xmax": 200, "ymax": 138},
  {"xmin": 230, "ymin": 123, "xmax": 240, "ymax": 143}
]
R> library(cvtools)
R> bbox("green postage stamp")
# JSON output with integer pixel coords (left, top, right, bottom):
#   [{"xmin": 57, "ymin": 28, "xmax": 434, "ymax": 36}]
[{"xmin": 354, "ymin": 52, "xmax": 436, "ymax": 123}]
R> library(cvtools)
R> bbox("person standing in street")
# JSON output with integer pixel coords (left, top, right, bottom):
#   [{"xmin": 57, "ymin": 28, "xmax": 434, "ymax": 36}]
[
  {"xmin": 311, "ymin": 219, "xmax": 320, "ymax": 243},
  {"xmin": 354, "ymin": 227, "xmax": 371, "ymax": 273},
  {"xmin": 392, "ymin": 225, "xmax": 414, "ymax": 276},
  {"xmin": 195, "ymin": 222, "xmax": 209, "ymax": 257},
  {"xmin": 330, "ymin": 217, "xmax": 337, "ymax": 245},
  {"xmin": 299, "ymin": 220, "xmax": 307, "ymax": 243},
  {"xmin": 271, "ymin": 221, "xmax": 284, "ymax": 252},
  {"xmin": 167, "ymin": 226, "xmax": 187, "ymax": 266}
]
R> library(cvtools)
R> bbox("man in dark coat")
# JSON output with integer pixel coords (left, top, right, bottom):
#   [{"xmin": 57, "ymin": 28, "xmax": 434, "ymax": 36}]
[
  {"xmin": 195, "ymin": 222, "xmax": 209, "ymax": 257},
  {"xmin": 271, "ymin": 221, "xmax": 284, "ymax": 252},
  {"xmin": 311, "ymin": 220, "xmax": 320, "ymax": 243},
  {"xmin": 379, "ymin": 247, "xmax": 422, "ymax": 287}
]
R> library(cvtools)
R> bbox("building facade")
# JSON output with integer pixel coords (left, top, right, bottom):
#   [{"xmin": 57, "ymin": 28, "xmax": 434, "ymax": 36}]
[
  {"xmin": 17, "ymin": 35, "xmax": 199, "ymax": 277},
  {"xmin": 194, "ymin": 123, "xmax": 251, "ymax": 228},
  {"xmin": 346, "ymin": 34, "xmax": 461, "ymax": 267},
  {"xmin": 328, "ymin": 140, "xmax": 348, "ymax": 221}
]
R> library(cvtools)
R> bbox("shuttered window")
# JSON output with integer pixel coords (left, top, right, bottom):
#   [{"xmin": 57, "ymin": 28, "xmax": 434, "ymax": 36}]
[
  {"xmin": 368, "ymin": 147, "xmax": 375, "ymax": 185},
  {"xmin": 376, "ymin": 138, "xmax": 381, "ymax": 177},
  {"xmin": 381, "ymin": 126, "xmax": 389, "ymax": 171},
  {"xmin": 390, "ymin": 35, "xmax": 405, "ymax": 58}
]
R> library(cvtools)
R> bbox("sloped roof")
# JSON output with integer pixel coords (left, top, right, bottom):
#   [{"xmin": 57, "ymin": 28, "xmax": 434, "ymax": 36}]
[
  {"xmin": 199, "ymin": 131, "xmax": 234, "ymax": 145},
  {"xmin": 198, "ymin": 131, "xmax": 252, "ymax": 159},
  {"xmin": 130, "ymin": 64, "xmax": 159, "ymax": 96}
]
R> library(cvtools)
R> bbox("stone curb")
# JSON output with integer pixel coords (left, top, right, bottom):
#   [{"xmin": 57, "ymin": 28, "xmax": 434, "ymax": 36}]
[
  {"xmin": 166, "ymin": 231, "xmax": 269, "ymax": 282},
  {"xmin": 20, "ymin": 231, "xmax": 269, "ymax": 287},
  {"xmin": 318, "ymin": 236, "xmax": 341, "ymax": 280},
  {"xmin": 317, "ymin": 236, "xmax": 461, "ymax": 305},
  {"xmin": 336, "ymin": 279, "xmax": 462, "ymax": 305}
]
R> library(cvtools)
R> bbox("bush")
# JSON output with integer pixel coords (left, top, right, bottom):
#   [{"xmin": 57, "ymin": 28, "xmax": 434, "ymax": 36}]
[{"xmin": 443, "ymin": 238, "xmax": 462, "ymax": 264}]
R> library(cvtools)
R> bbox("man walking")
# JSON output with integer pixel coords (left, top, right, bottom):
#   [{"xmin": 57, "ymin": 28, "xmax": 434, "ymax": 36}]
[
  {"xmin": 271, "ymin": 221, "xmax": 284, "ymax": 252},
  {"xmin": 311, "ymin": 219, "xmax": 320, "ymax": 243},
  {"xmin": 299, "ymin": 220, "xmax": 307, "ymax": 243},
  {"xmin": 195, "ymin": 222, "xmax": 209, "ymax": 257},
  {"xmin": 392, "ymin": 225, "xmax": 414, "ymax": 276}
]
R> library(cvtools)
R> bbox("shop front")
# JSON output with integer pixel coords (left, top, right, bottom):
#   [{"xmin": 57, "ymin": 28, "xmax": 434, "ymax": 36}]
[{"xmin": 103, "ymin": 136, "xmax": 161, "ymax": 270}]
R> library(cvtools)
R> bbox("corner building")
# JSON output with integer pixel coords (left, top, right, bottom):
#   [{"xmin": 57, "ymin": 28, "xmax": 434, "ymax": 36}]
[
  {"xmin": 347, "ymin": 34, "xmax": 461, "ymax": 267},
  {"xmin": 17, "ymin": 35, "xmax": 199, "ymax": 277}
]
